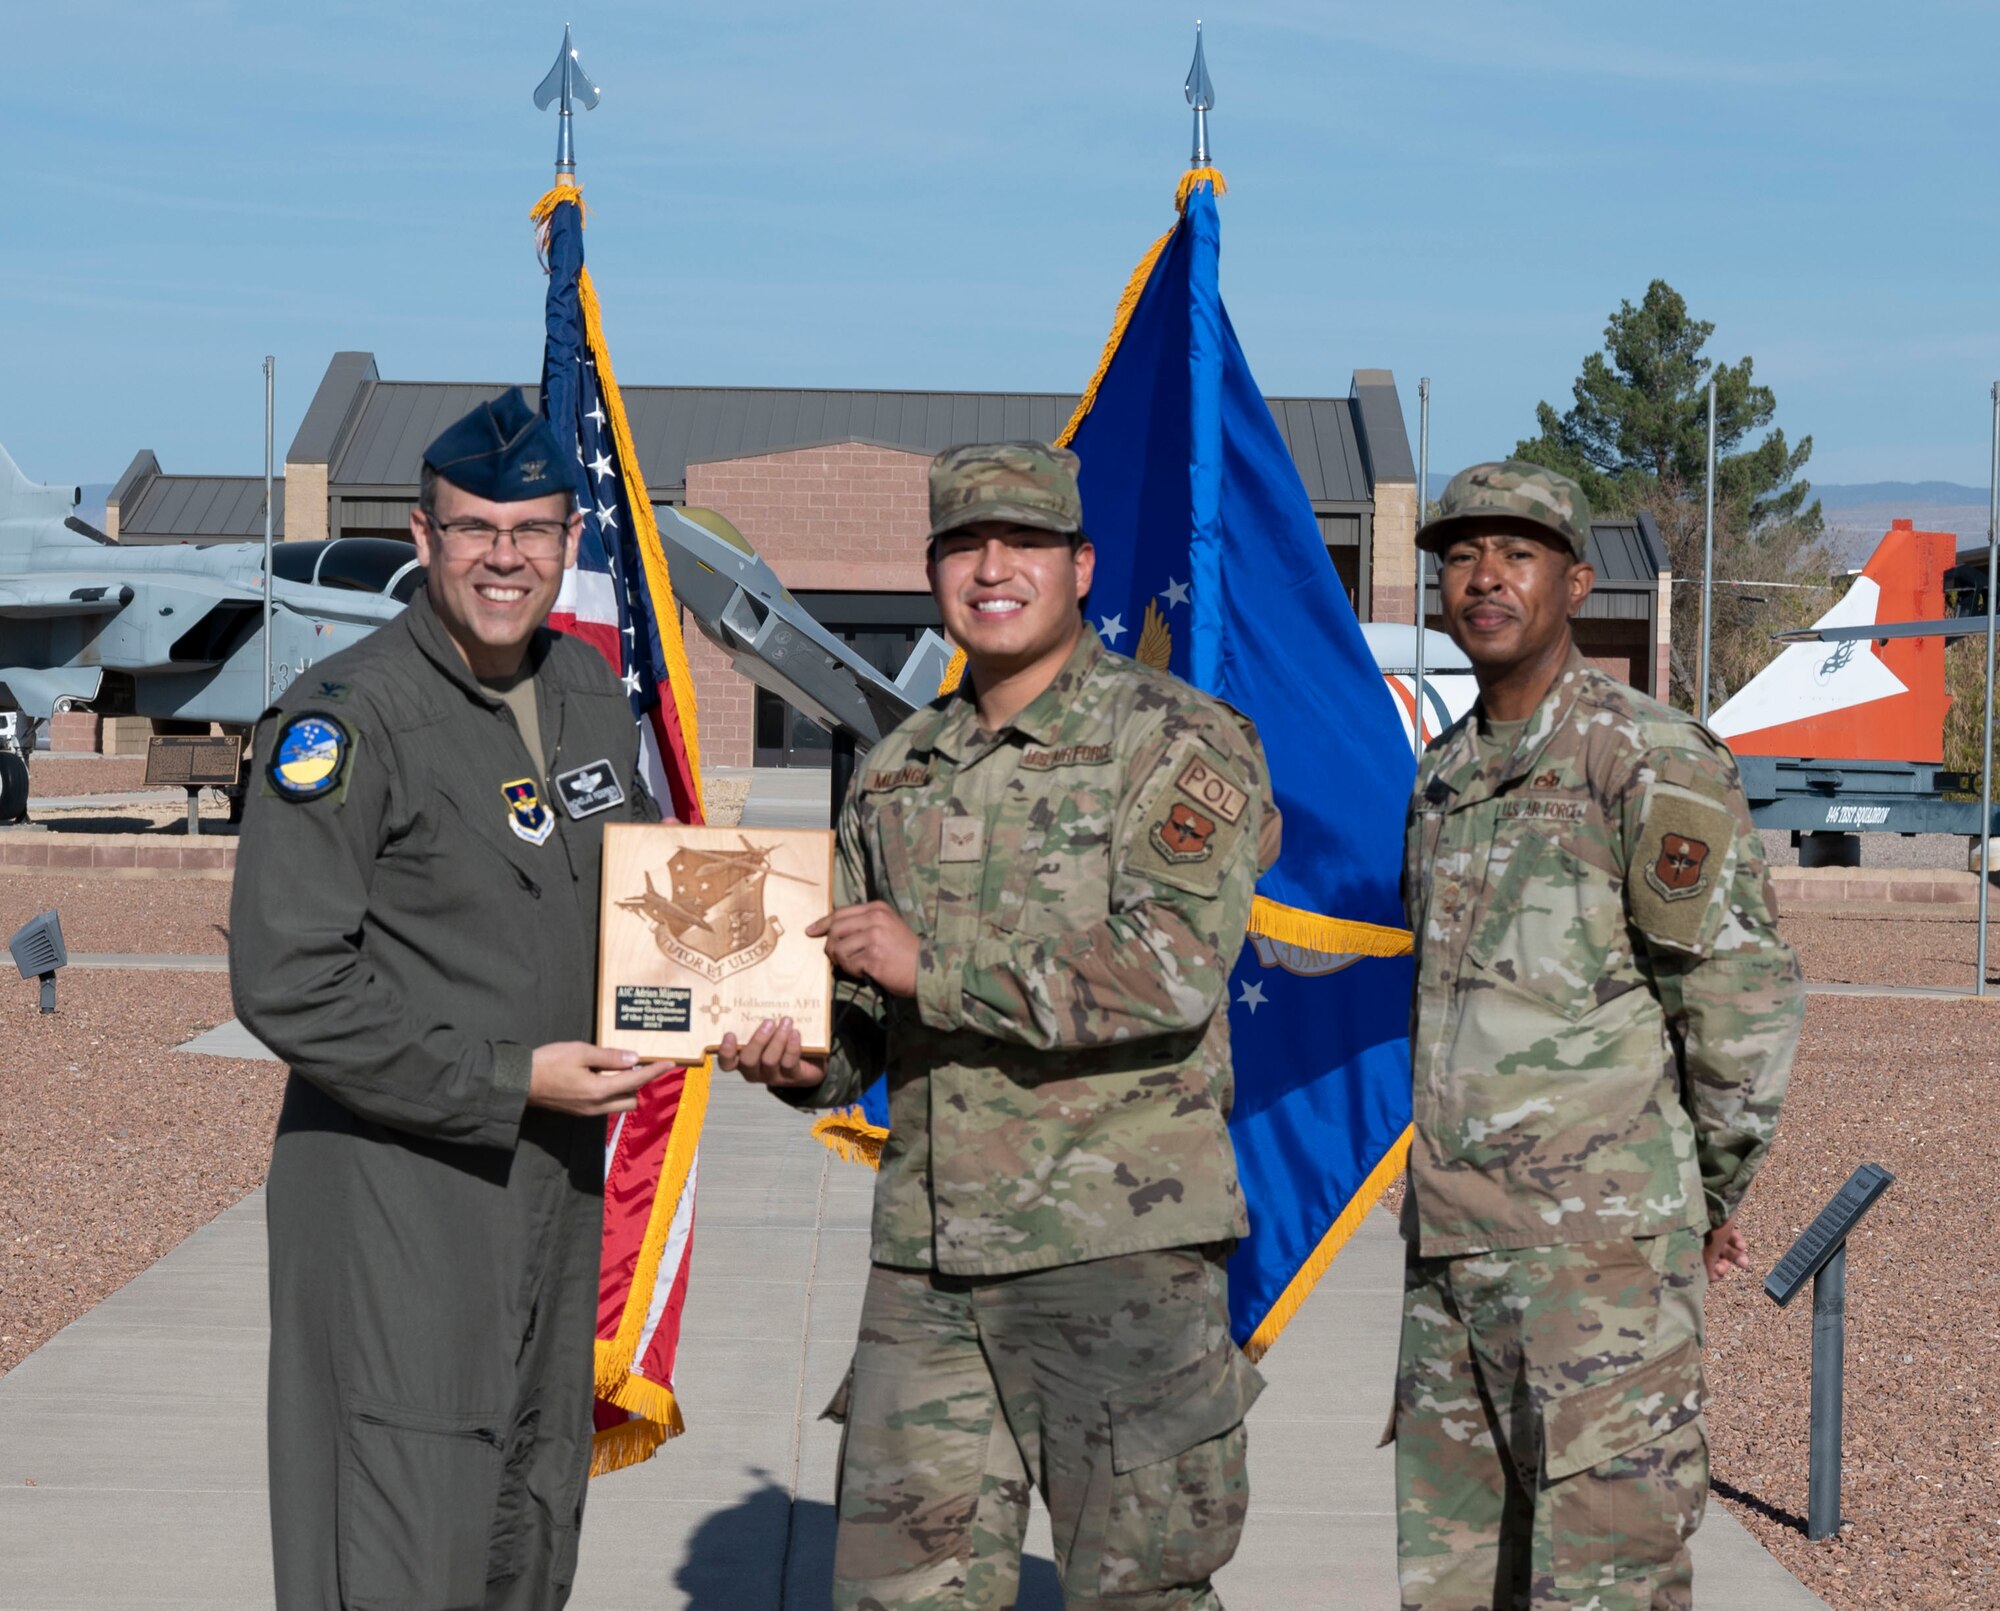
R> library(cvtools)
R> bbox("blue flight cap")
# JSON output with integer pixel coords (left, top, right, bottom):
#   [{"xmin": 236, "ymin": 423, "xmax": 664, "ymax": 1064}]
[{"xmin": 421, "ymin": 387, "xmax": 570, "ymax": 504}]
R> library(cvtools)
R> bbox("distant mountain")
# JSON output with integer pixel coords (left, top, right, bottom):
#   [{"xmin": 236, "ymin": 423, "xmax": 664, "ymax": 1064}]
[{"xmin": 1814, "ymin": 481, "xmax": 1987, "ymax": 510}]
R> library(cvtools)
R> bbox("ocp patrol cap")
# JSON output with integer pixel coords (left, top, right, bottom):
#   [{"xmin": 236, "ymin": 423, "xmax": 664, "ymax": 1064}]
[
  {"xmin": 422, "ymin": 387, "xmax": 570, "ymax": 505},
  {"xmin": 928, "ymin": 441, "xmax": 1084, "ymax": 543},
  {"xmin": 1417, "ymin": 459, "xmax": 1593, "ymax": 560}
]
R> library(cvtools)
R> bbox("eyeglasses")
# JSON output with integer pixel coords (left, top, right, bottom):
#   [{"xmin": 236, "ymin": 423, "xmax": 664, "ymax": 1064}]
[{"xmin": 424, "ymin": 513, "xmax": 572, "ymax": 559}]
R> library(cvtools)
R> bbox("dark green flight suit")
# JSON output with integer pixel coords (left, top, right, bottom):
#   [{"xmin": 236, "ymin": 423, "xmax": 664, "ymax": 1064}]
[{"xmin": 230, "ymin": 588, "xmax": 655, "ymax": 1610}]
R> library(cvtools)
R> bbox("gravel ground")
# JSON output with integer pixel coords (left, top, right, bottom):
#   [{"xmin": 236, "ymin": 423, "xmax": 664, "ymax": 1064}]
[
  {"xmin": 1786, "ymin": 911, "xmax": 2000, "ymax": 992},
  {"xmin": 0, "ymin": 876, "xmax": 232, "ymax": 955},
  {"xmin": 1707, "ymin": 990, "xmax": 2000, "ymax": 1609},
  {"xmin": 0, "ymin": 969, "xmax": 281, "ymax": 1376},
  {"xmin": 27, "ymin": 757, "xmax": 150, "ymax": 797}
]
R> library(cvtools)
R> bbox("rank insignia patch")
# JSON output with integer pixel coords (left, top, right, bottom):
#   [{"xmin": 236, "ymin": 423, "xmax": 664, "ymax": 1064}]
[
  {"xmin": 502, "ymin": 778, "xmax": 556, "ymax": 846},
  {"xmin": 1152, "ymin": 802, "xmax": 1217, "ymax": 863},
  {"xmin": 268, "ymin": 713, "xmax": 349, "ymax": 802},
  {"xmin": 555, "ymin": 759, "xmax": 625, "ymax": 820}
]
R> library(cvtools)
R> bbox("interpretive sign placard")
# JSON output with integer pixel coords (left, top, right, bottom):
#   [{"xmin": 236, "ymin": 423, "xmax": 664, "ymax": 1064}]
[
  {"xmin": 143, "ymin": 734, "xmax": 244, "ymax": 788},
  {"xmin": 1764, "ymin": 1162, "xmax": 1896, "ymax": 1307},
  {"xmin": 597, "ymin": 823, "xmax": 835, "ymax": 1063}
]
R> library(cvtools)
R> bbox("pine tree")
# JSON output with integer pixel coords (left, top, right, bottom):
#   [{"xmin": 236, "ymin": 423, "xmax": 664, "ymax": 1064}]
[{"xmin": 1515, "ymin": 279, "xmax": 1820, "ymax": 534}]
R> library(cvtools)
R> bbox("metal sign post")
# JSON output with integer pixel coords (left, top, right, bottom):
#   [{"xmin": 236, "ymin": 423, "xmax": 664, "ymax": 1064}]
[
  {"xmin": 1412, "ymin": 377, "xmax": 1429, "ymax": 754},
  {"xmin": 1764, "ymin": 1162, "xmax": 1895, "ymax": 1539},
  {"xmin": 262, "ymin": 356, "xmax": 275, "ymax": 712},
  {"xmin": 1978, "ymin": 381, "xmax": 1998, "ymax": 997},
  {"xmin": 1699, "ymin": 379, "xmax": 1717, "ymax": 721}
]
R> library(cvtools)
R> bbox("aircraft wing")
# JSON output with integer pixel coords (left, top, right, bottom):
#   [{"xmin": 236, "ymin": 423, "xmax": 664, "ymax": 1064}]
[
  {"xmin": 0, "ymin": 581, "xmax": 131, "ymax": 618},
  {"xmin": 1771, "ymin": 618, "xmax": 1988, "ymax": 644}
]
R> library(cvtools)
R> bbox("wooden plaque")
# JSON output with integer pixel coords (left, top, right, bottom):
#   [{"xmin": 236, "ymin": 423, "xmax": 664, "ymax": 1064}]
[
  {"xmin": 144, "ymin": 734, "xmax": 244, "ymax": 788},
  {"xmin": 597, "ymin": 823, "xmax": 835, "ymax": 1062}
]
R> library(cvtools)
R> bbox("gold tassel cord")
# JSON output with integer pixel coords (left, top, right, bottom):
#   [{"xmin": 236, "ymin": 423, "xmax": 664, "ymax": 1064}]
[
  {"xmin": 588, "ymin": 1415, "xmax": 672, "ymax": 1478},
  {"xmin": 938, "ymin": 646, "xmax": 967, "ymax": 696},
  {"xmin": 1243, "ymin": 1126, "xmax": 1412, "ymax": 1362},
  {"xmin": 1055, "ymin": 167, "xmax": 1228, "ymax": 450},
  {"xmin": 1250, "ymin": 895, "xmax": 1411, "ymax": 958}
]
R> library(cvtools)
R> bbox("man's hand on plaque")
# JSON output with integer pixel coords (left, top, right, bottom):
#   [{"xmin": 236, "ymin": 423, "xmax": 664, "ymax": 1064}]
[
  {"xmin": 718, "ymin": 1018, "xmax": 827, "ymax": 1090},
  {"xmin": 810, "ymin": 902, "xmax": 919, "ymax": 999},
  {"xmin": 528, "ymin": 1042, "xmax": 675, "ymax": 1117}
]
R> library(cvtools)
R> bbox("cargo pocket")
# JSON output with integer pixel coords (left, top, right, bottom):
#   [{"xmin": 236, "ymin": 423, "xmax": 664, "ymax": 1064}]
[
  {"xmin": 1087, "ymin": 1345, "xmax": 1264, "ymax": 1600},
  {"xmin": 1543, "ymin": 1335, "xmax": 1709, "ymax": 1593},
  {"xmin": 339, "ymin": 1393, "xmax": 505, "ymax": 1611}
]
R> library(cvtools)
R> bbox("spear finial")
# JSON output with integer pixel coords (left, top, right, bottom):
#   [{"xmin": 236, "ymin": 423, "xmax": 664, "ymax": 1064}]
[
  {"xmin": 1185, "ymin": 21, "xmax": 1214, "ymax": 167},
  {"xmin": 534, "ymin": 23, "xmax": 602, "ymax": 181}
]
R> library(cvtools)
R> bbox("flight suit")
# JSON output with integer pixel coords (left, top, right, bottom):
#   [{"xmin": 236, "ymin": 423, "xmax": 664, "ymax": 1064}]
[
  {"xmin": 787, "ymin": 626, "xmax": 1273, "ymax": 1611},
  {"xmin": 1391, "ymin": 649, "xmax": 1804, "ymax": 1611},
  {"xmin": 230, "ymin": 588, "xmax": 654, "ymax": 1611}
]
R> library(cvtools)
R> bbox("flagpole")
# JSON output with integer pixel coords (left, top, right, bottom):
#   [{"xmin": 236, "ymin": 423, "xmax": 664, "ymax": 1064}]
[
  {"xmin": 1699, "ymin": 379, "xmax": 1717, "ymax": 721},
  {"xmin": 262, "ymin": 355, "xmax": 275, "ymax": 710},
  {"xmin": 1412, "ymin": 377, "xmax": 1429, "ymax": 753},
  {"xmin": 1977, "ymin": 380, "xmax": 1997, "ymax": 997}
]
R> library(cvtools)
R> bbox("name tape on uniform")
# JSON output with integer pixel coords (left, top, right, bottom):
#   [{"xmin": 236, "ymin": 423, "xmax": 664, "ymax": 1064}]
[{"xmin": 555, "ymin": 759, "xmax": 625, "ymax": 820}]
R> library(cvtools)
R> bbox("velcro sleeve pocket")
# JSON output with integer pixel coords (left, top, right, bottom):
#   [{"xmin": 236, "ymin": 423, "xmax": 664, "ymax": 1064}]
[
  {"xmin": 1108, "ymin": 1343, "xmax": 1265, "ymax": 1474},
  {"xmin": 1542, "ymin": 1334, "xmax": 1706, "ymax": 1483}
]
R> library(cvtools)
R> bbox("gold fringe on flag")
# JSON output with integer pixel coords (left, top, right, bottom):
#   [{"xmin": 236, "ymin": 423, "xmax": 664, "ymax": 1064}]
[
  {"xmin": 1243, "ymin": 1124, "xmax": 1411, "ymax": 1363},
  {"xmin": 589, "ymin": 1414, "xmax": 673, "ymax": 1478},
  {"xmin": 1250, "ymin": 895, "xmax": 1412, "ymax": 958},
  {"xmin": 1055, "ymin": 167, "xmax": 1228, "ymax": 450},
  {"xmin": 531, "ymin": 182, "xmax": 707, "ymax": 821},
  {"xmin": 810, "ymin": 1109, "xmax": 887, "ymax": 1170}
]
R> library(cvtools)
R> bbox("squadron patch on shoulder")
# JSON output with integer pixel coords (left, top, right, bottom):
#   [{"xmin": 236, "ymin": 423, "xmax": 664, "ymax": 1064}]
[
  {"xmin": 502, "ymin": 778, "xmax": 556, "ymax": 846},
  {"xmin": 1152, "ymin": 802, "xmax": 1217, "ymax": 863},
  {"xmin": 1630, "ymin": 783, "xmax": 1737, "ymax": 952},
  {"xmin": 267, "ymin": 712, "xmax": 350, "ymax": 802}
]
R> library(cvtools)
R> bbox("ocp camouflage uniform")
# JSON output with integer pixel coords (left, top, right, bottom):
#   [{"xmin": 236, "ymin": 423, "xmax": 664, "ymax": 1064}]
[
  {"xmin": 1392, "ymin": 646, "xmax": 1804, "ymax": 1611},
  {"xmin": 1390, "ymin": 460, "xmax": 1804, "ymax": 1611},
  {"xmin": 784, "ymin": 478, "xmax": 1273, "ymax": 1608}
]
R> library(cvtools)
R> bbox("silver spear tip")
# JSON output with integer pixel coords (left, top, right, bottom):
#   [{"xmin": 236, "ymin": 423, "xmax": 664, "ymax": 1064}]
[
  {"xmin": 1184, "ymin": 21, "xmax": 1214, "ymax": 165},
  {"xmin": 534, "ymin": 23, "xmax": 601, "ymax": 177}
]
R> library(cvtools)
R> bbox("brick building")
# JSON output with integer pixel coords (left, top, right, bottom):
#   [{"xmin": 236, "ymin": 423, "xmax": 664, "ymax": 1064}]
[{"xmin": 96, "ymin": 351, "xmax": 1670, "ymax": 763}]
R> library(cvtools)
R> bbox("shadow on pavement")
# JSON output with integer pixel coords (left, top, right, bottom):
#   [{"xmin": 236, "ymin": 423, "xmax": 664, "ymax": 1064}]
[
  {"xmin": 675, "ymin": 1483, "xmax": 1063, "ymax": 1610},
  {"xmin": 1711, "ymin": 1476, "xmax": 1810, "ymax": 1537}
]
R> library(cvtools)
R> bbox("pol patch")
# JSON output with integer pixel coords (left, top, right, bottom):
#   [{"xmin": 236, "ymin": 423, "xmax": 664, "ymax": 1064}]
[{"xmin": 268, "ymin": 713, "xmax": 350, "ymax": 801}]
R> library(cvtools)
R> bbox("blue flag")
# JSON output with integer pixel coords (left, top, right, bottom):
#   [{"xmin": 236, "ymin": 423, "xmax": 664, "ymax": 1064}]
[
  {"xmin": 820, "ymin": 172, "xmax": 1417, "ymax": 1356},
  {"xmin": 1066, "ymin": 173, "xmax": 1416, "ymax": 1354}
]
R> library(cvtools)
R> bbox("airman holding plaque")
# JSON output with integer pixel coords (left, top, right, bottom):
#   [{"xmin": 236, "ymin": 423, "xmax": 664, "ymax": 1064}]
[
  {"xmin": 230, "ymin": 388, "xmax": 667, "ymax": 1611},
  {"xmin": 720, "ymin": 442, "xmax": 1278, "ymax": 1611}
]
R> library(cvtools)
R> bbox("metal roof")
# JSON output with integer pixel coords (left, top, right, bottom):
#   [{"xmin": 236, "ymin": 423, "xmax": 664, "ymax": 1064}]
[
  {"xmin": 318, "ymin": 379, "xmax": 1397, "ymax": 506},
  {"xmin": 121, "ymin": 476, "xmax": 283, "ymax": 542},
  {"xmin": 1587, "ymin": 512, "xmax": 1669, "ymax": 584}
]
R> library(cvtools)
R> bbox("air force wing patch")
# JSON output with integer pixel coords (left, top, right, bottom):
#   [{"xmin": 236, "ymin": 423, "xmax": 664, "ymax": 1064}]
[
  {"xmin": 503, "ymin": 779, "xmax": 556, "ymax": 846},
  {"xmin": 267, "ymin": 713, "xmax": 351, "ymax": 802},
  {"xmin": 1631, "ymin": 782, "xmax": 1736, "ymax": 953}
]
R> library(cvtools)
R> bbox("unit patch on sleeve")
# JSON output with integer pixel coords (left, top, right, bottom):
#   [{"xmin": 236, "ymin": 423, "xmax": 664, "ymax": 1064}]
[
  {"xmin": 1630, "ymin": 783, "xmax": 1738, "ymax": 953},
  {"xmin": 266, "ymin": 712, "xmax": 351, "ymax": 802},
  {"xmin": 1152, "ymin": 802, "xmax": 1217, "ymax": 863},
  {"xmin": 554, "ymin": 759, "xmax": 625, "ymax": 820}
]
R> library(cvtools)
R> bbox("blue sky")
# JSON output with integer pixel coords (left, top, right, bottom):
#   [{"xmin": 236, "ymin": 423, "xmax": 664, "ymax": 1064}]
[{"xmin": 9, "ymin": 1, "xmax": 1998, "ymax": 493}]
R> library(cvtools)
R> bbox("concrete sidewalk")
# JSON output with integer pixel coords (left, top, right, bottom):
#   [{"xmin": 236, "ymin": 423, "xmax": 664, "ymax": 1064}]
[{"xmin": 0, "ymin": 1072, "xmax": 1828, "ymax": 1609}]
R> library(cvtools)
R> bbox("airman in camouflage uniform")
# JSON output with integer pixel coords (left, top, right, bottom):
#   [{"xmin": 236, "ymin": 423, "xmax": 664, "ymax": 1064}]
[
  {"xmin": 1390, "ymin": 461, "xmax": 1805, "ymax": 1611},
  {"xmin": 722, "ymin": 442, "xmax": 1273, "ymax": 1610}
]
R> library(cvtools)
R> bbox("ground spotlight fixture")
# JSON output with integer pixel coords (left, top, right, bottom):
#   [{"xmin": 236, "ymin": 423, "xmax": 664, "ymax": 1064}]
[{"xmin": 8, "ymin": 909, "xmax": 67, "ymax": 1013}]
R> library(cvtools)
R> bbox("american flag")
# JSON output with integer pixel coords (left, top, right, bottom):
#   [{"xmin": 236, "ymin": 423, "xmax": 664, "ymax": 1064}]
[{"xmin": 535, "ymin": 181, "xmax": 711, "ymax": 1473}]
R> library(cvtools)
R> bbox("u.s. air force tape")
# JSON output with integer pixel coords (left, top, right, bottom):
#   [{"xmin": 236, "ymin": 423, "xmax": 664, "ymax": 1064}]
[{"xmin": 266, "ymin": 712, "xmax": 351, "ymax": 802}]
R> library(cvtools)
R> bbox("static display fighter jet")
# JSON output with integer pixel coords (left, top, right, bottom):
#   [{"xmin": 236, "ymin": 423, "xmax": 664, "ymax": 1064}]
[{"xmin": 0, "ymin": 441, "xmax": 419, "ymax": 817}]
